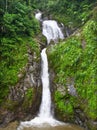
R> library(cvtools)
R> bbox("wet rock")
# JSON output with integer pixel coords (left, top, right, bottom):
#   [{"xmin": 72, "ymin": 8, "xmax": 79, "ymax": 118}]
[
  {"xmin": 0, "ymin": 121, "xmax": 18, "ymax": 130},
  {"xmin": 36, "ymin": 34, "xmax": 47, "ymax": 49},
  {"xmin": 74, "ymin": 109, "xmax": 88, "ymax": 129}
]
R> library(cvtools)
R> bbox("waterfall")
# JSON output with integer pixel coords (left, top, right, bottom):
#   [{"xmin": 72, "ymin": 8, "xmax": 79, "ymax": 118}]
[
  {"xmin": 38, "ymin": 48, "xmax": 52, "ymax": 118},
  {"xmin": 35, "ymin": 11, "xmax": 42, "ymax": 21},
  {"xmin": 17, "ymin": 12, "xmax": 64, "ymax": 130},
  {"xmin": 42, "ymin": 20, "xmax": 64, "ymax": 44}
]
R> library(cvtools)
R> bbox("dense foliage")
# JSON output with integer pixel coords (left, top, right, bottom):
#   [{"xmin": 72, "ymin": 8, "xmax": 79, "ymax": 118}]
[
  {"xmin": 0, "ymin": 0, "xmax": 40, "ymax": 103},
  {"xmin": 0, "ymin": 1, "xmax": 97, "ymax": 129},
  {"xmin": 31, "ymin": 0, "xmax": 97, "ymax": 27},
  {"xmin": 48, "ymin": 12, "xmax": 97, "ymax": 122}
]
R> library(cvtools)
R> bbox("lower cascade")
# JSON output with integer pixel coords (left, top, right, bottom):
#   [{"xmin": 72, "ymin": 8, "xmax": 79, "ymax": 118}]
[
  {"xmin": 38, "ymin": 48, "xmax": 52, "ymax": 118},
  {"xmin": 17, "ymin": 49, "xmax": 65, "ymax": 130}
]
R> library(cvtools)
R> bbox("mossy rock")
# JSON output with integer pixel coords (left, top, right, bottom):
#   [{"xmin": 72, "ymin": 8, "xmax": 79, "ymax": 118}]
[
  {"xmin": 0, "ymin": 121, "xmax": 18, "ymax": 130},
  {"xmin": 37, "ymin": 34, "xmax": 47, "ymax": 48},
  {"xmin": 87, "ymin": 120, "xmax": 97, "ymax": 130},
  {"xmin": 22, "ymin": 88, "xmax": 34, "ymax": 111},
  {"xmin": 1, "ymin": 99, "xmax": 19, "ymax": 112}
]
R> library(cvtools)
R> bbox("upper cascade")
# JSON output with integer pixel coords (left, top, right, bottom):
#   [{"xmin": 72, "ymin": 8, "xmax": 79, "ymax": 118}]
[
  {"xmin": 35, "ymin": 11, "xmax": 42, "ymax": 21},
  {"xmin": 42, "ymin": 20, "xmax": 64, "ymax": 44}
]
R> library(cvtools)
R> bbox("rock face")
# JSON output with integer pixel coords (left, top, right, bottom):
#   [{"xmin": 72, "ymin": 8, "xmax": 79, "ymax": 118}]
[
  {"xmin": 0, "ymin": 121, "xmax": 18, "ymax": 130},
  {"xmin": 0, "ymin": 48, "xmax": 42, "ymax": 127}
]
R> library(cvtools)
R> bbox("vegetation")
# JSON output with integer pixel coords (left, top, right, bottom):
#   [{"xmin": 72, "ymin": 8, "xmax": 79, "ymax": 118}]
[
  {"xmin": 22, "ymin": 87, "xmax": 34, "ymax": 110},
  {"xmin": 48, "ymin": 10, "xmax": 97, "ymax": 122},
  {"xmin": 0, "ymin": 0, "xmax": 97, "ymax": 129},
  {"xmin": 31, "ymin": 0, "xmax": 97, "ymax": 27},
  {"xmin": 0, "ymin": 0, "xmax": 40, "ymax": 104}
]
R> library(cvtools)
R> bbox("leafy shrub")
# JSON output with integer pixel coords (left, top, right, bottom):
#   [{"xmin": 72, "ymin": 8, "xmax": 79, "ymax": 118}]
[{"xmin": 48, "ymin": 19, "xmax": 97, "ymax": 120}]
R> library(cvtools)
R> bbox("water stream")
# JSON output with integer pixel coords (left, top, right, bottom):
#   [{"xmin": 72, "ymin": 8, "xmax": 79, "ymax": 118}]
[
  {"xmin": 17, "ymin": 12, "xmax": 84, "ymax": 130},
  {"xmin": 35, "ymin": 11, "xmax": 42, "ymax": 21},
  {"xmin": 39, "ymin": 48, "xmax": 52, "ymax": 118},
  {"xmin": 42, "ymin": 20, "xmax": 64, "ymax": 44}
]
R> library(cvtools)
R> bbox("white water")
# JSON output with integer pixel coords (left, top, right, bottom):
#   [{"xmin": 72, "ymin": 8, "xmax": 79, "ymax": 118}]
[
  {"xmin": 38, "ymin": 48, "xmax": 52, "ymax": 118},
  {"xmin": 35, "ymin": 12, "xmax": 42, "ymax": 21},
  {"xmin": 17, "ymin": 48, "xmax": 64, "ymax": 130},
  {"xmin": 42, "ymin": 20, "xmax": 64, "ymax": 44},
  {"xmin": 17, "ymin": 12, "xmax": 65, "ymax": 130}
]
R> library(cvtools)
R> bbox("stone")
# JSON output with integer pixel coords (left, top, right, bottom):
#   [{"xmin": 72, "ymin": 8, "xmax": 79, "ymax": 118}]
[
  {"xmin": 67, "ymin": 84, "xmax": 77, "ymax": 96},
  {"xmin": 0, "ymin": 47, "xmax": 42, "ymax": 127},
  {"xmin": 0, "ymin": 121, "xmax": 18, "ymax": 130}
]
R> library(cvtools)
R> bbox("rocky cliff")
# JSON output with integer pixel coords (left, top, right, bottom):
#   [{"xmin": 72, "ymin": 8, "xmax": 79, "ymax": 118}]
[{"xmin": 0, "ymin": 46, "xmax": 42, "ymax": 127}]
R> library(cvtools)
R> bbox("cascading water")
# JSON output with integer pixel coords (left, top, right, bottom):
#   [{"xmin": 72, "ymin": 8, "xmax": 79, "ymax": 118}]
[
  {"xmin": 17, "ymin": 12, "xmax": 84, "ymax": 130},
  {"xmin": 35, "ymin": 12, "xmax": 64, "ymax": 44},
  {"xmin": 38, "ymin": 48, "xmax": 52, "ymax": 118},
  {"xmin": 17, "ymin": 12, "xmax": 65, "ymax": 130},
  {"xmin": 35, "ymin": 11, "xmax": 42, "ymax": 21},
  {"xmin": 42, "ymin": 20, "xmax": 64, "ymax": 44}
]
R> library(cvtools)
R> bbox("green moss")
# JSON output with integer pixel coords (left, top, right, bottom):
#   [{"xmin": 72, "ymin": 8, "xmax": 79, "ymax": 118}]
[
  {"xmin": 48, "ymin": 36, "xmax": 82, "ymax": 85},
  {"xmin": 25, "ymin": 88, "xmax": 34, "ymax": 100},
  {"xmin": 2, "ymin": 100, "xmax": 19, "ymax": 111},
  {"xmin": 22, "ymin": 88, "xmax": 34, "ymax": 110},
  {"xmin": 2, "ymin": 87, "xmax": 34, "ymax": 111},
  {"xmin": 55, "ymin": 90, "xmax": 79, "ymax": 115}
]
